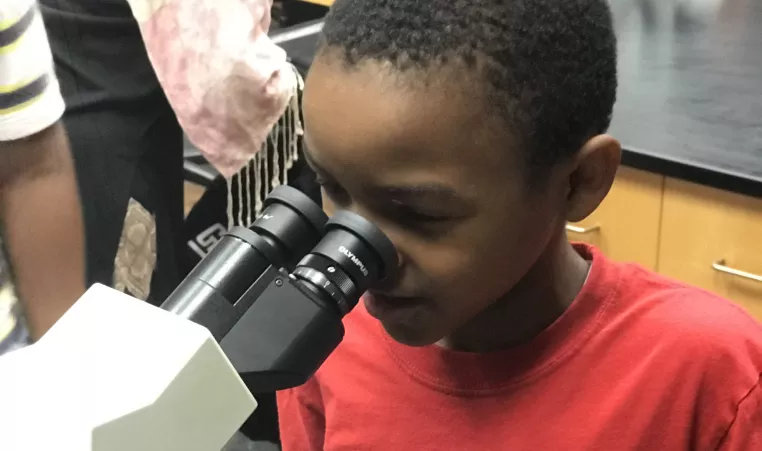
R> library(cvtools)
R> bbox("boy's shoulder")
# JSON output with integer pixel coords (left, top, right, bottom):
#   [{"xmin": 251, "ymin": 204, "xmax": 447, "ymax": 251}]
[
  {"xmin": 605, "ymin": 260, "xmax": 762, "ymax": 380},
  {"xmin": 607, "ymin": 263, "xmax": 762, "ymax": 439},
  {"xmin": 615, "ymin": 262, "xmax": 762, "ymax": 341},
  {"xmin": 566, "ymin": 244, "xmax": 762, "ymax": 349}
]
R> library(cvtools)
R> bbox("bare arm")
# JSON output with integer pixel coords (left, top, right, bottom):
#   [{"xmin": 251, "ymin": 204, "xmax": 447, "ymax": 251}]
[
  {"xmin": 0, "ymin": 0, "xmax": 86, "ymax": 340},
  {"xmin": 0, "ymin": 123, "xmax": 85, "ymax": 339}
]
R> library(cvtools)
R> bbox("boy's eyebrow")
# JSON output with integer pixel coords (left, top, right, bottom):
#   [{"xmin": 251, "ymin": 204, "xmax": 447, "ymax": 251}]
[
  {"xmin": 368, "ymin": 183, "xmax": 467, "ymax": 204},
  {"xmin": 302, "ymin": 143, "xmax": 470, "ymax": 205}
]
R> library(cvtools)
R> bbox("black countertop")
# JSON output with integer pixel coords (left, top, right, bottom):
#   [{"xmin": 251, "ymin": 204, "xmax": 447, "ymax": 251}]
[{"xmin": 275, "ymin": 0, "xmax": 762, "ymax": 199}]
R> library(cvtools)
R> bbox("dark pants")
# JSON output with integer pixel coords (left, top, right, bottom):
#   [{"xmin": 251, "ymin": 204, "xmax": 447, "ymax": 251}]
[{"xmin": 41, "ymin": 0, "xmax": 185, "ymax": 305}]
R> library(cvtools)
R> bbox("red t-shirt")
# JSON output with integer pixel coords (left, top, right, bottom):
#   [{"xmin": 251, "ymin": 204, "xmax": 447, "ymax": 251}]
[{"xmin": 277, "ymin": 245, "xmax": 762, "ymax": 450}]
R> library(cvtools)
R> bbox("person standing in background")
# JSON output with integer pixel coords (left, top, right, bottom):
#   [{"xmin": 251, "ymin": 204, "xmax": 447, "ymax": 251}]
[
  {"xmin": 40, "ymin": 0, "xmax": 185, "ymax": 305},
  {"xmin": 0, "ymin": 0, "xmax": 85, "ymax": 353},
  {"xmin": 39, "ymin": 0, "xmax": 301, "ymax": 447}
]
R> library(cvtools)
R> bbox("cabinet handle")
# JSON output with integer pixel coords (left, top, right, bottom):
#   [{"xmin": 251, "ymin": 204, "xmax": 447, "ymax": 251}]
[
  {"xmin": 565, "ymin": 224, "xmax": 600, "ymax": 234},
  {"xmin": 712, "ymin": 260, "xmax": 762, "ymax": 283}
]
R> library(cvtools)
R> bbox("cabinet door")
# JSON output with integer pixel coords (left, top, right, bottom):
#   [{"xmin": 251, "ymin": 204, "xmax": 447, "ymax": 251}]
[
  {"xmin": 659, "ymin": 178, "xmax": 762, "ymax": 321},
  {"xmin": 567, "ymin": 166, "xmax": 664, "ymax": 270}
]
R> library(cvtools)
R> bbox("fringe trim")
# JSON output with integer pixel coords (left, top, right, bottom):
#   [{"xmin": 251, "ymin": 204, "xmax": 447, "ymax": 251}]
[{"xmin": 224, "ymin": 65, "xmax": 304, "ymax": 229}]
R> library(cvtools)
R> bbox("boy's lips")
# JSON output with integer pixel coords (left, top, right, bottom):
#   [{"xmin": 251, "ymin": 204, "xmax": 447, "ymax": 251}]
[{"xmin": 364, "ymin": 292, "xmax": 425, "ymax": 319}]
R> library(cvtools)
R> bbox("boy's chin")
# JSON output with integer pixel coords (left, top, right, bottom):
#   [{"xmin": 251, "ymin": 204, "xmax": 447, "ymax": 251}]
[{"xmin": 380, "ymin": 320, "xmax": 444, "ymax": 348}]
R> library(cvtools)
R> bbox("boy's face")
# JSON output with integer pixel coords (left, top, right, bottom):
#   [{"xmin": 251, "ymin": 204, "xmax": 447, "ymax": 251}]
[{"xmin": 303, "ymin": 57, "xmax": 591, "ymax": 347}]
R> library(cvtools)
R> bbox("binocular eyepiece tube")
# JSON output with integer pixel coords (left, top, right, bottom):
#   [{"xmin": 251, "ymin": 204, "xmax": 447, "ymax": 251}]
[{"xmin": 161, "ymin": 185, "xmax": 397, "ymax": 392}]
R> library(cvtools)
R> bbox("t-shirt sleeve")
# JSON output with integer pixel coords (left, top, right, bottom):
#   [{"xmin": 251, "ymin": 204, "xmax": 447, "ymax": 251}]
[
  {"xmin": 0, "ymin": 0, "xmax": 65, "ymax": 141},
  {"xmin": 277, "ymin": 378, "xmax": 327, "ymax": 451},
  {"xmin": 716, "ymin": 379, "xmax": 762, "ymax": 451}
]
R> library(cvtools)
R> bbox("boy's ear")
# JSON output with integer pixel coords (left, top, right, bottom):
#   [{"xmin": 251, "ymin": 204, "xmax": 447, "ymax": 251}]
[{"xmin": 564, "ymin": 135, "xmax": 621, "ymax": 223}]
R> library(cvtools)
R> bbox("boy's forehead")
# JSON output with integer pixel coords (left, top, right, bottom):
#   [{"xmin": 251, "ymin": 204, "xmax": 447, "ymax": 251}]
[{"xmin": 303, "ymin": 55, "xmax": 517, "ymax": 173}]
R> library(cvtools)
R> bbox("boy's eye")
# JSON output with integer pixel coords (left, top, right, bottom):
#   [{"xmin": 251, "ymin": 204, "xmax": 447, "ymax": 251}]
[
  {"xmin": 391, "ymin": 203, "xmax": 452, "ymax": 225},
  {"xmin": 315, "ymin": 177, "xmax": 452, "ymax": 225}
]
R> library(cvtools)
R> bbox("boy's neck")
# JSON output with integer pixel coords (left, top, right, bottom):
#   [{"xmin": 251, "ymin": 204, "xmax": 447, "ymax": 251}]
[{"xmin": 437, "ymin": 235, "xmax": 590, "ymax": 353}]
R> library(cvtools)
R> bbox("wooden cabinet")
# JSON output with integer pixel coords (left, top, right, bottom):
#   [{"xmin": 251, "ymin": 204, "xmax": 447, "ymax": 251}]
[
  {"xmin": 567, "ymin": 166, "xmax": 664, "ymax": 270},
  {"xmin": 566, "ymin": 166, "xmax": 762, "ymax": 321},
  {"xmin": 658, "ymin": 178, "xmax": 762, "ymax": 321}
]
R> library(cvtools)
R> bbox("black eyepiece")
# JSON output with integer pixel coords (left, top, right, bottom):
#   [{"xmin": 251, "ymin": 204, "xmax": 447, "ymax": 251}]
[
  {"xmin": 326, "ymin": 211, "xmax": 398, "ymax": 279},
  {"xmin": 247, "ymin": 185, "xmax": 329, "ymax": 265},
  {"xmin": 262, "ymin": 185, "xmax": 328, "ymax": 235},
  {"xmin": 161, "ymin": 186, "xmax": 328, "ymax": 332},
  {"xmin": 292, "ymin": 211, "xmax": 397, "ymax": 314}
]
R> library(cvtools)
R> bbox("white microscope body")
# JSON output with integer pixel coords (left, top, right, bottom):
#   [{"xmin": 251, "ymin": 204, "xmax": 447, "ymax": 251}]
[{"xmin": 0, "ymin": 284, "xmax": 257, "ymax": 451}]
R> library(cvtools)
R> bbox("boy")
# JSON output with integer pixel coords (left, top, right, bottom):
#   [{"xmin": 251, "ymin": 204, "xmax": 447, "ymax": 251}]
[{"xmin": 277, "ymin": 0, "xmax": 762, "ymax": 449}]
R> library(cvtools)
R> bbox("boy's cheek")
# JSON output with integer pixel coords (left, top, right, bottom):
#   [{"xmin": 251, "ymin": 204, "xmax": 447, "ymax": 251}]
[
  {"xmin": 417, "ymin": 257, "xmax": 491, "ymax": 309},
  {"xmin": 420, "ymin": 247, "xmax": 521, "ymax": 309}
]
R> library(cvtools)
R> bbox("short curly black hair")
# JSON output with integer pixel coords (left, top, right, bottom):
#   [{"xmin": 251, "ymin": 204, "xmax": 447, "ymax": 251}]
[{"xmin": 318, "ymin": 0, "xmax": 617, "ymax": 170}]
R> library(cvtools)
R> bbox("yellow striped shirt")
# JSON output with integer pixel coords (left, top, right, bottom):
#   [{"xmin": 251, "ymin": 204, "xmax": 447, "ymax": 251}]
[{"xmin": 0, "ymin": 0, "xmax": 65, "ymax": 141}]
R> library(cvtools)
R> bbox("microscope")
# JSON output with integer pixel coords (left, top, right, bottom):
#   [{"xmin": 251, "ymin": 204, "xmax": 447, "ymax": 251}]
[{"xmin": 0, "ymin": 186, "xmax": 396, "ymax": 451}]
